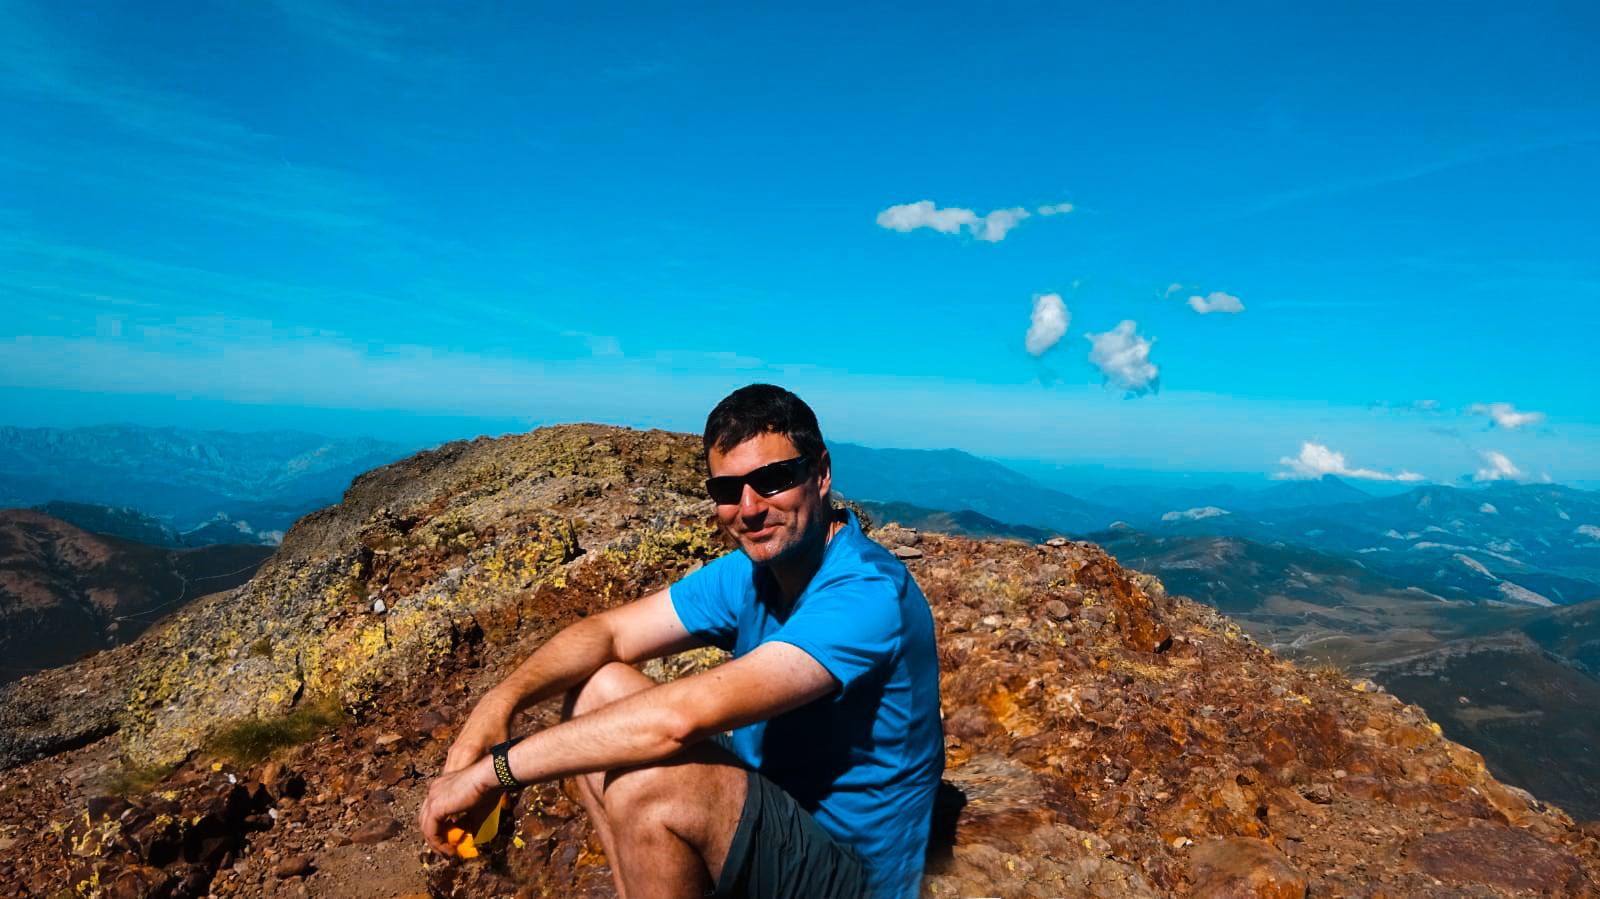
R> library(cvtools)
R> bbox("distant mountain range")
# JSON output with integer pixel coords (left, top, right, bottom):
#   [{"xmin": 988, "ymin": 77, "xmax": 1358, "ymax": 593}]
[
  {"xmin": 0, "ymin": 425, "xmax": 410, "ymax": 544},
  {"xmin": 834, "ymin": 441, "xmax": 1600, "ymax": 608},
  {"xmin": 830, "ymin": 442, "xmax": 1118, "ymax": 535},
  {"xmin": 1140, "ymin": 481, "xmax": 1600, "ymax": 607}
]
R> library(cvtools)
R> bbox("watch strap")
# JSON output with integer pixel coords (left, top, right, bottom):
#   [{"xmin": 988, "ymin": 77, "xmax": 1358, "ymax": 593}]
[{"xmin": 490, "ymin": 738, "xmax": 523, "ymax": 790}]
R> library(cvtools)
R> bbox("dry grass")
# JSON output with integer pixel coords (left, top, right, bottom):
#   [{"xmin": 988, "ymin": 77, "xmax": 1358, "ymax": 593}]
[{"xmin": 208, "ymin": 697, "xmax": 349, "ymax": 765}]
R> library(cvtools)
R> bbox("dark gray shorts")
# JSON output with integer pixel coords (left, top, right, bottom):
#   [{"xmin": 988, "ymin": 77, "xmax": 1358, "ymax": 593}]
[{"xmin": 713, "ymin": 767, "xmax": 871, "ymax": 899}]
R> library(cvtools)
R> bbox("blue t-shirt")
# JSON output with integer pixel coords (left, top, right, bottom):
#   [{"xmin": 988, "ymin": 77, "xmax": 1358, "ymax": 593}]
[{"xmin": 669, "ymin": 510, "xmax": 944, "ymax": 899}]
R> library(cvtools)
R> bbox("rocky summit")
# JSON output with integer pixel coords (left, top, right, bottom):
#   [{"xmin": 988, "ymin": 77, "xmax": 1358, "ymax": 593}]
[{"xmin": 1, "ymin": 424, "xmax": 1596, "ymax": 897}]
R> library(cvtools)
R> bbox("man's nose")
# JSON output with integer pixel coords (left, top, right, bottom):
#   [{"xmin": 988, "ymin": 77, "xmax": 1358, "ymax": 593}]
[{"xmin": 739, "ymin": 483, "xmax": 765, "ymax": 516}]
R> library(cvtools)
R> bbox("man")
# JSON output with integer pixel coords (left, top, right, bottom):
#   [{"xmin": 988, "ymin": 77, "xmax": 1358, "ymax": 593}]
[{"xmin": 419, "ymin": 384, "xmax": 944, "ymax": 899}]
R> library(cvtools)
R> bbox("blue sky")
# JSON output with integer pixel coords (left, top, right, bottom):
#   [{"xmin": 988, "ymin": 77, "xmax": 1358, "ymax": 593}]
[{"xmin": 2, "ymin": 1, "xmax": 1597, "ymax": 486}]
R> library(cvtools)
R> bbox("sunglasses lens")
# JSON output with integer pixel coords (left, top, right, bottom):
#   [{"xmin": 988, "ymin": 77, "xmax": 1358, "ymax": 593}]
[
  {"xmin": 705, "ymin": 477, "xmax": 742, "ymax": 504},
  {"xmin": 746, "ymin": 464, "xmax": 795, "ymax": 496}
]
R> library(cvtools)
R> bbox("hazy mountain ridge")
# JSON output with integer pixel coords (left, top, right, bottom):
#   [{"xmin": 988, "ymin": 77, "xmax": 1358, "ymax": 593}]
[
  {"xmin": 830, "ymin": 442, "xmax": 1120, "ymax": 535},
  {"xmin": 31, "ymin": 501, "xmax": 186, "ymax": 548},
  {"xmin": 855, "ymin": 499, "xmax": 1054, "ymax": 543},
  {"xmin": 837, "ymin": 440, "xmax": 1599, "ymax": 607},
  {"xmin": 0, "ymin": 424, "xmax": 410, "ymax": 541},
  {"xmin": 838, "ymin": 441, "xmax": 1600, "ymax": 607}
]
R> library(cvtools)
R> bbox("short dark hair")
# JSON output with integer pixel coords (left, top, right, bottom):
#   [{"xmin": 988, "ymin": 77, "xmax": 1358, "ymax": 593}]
[{"xmin": 703, "ymin": 384, "xmax": 827, "ymax": 465}]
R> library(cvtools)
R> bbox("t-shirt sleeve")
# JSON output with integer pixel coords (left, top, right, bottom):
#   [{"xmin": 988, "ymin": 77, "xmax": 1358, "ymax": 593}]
[
  {"xmin": 766, "ymin": 571, "xmax": 901, "ymax": 692},
  {"xmin": 668, "ymin": 550, "xmax": 751, "ymax": 652}
]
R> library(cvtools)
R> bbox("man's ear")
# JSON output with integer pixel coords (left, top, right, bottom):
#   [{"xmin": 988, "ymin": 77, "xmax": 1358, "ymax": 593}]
[{"xmin": 815, "ymin": 448, "xmax": 832, "ymax": 497}]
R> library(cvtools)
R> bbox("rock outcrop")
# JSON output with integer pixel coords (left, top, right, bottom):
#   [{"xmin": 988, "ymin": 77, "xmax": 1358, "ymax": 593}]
[{"xmin": 1, "ymin": 424, "xmax": 1595, "ymax": 897}]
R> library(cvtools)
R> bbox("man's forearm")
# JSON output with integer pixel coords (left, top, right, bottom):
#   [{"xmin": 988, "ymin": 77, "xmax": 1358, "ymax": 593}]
[
  {"xmin": 497, "ymin": 681, "xmax": 695, "ymax": 786},
  {"xmin": 482, "ymin": 616, "xmax": 619, "ymax": 716}
]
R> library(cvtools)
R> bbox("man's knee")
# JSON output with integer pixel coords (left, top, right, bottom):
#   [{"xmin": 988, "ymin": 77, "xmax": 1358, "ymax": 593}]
[
  {"xmin": 601, "ymin": 751, "xmax": 745, "ymax": 846},
  {"xmin": 601, "ymin": 762, "xmax": 710, "ymax": 838},
  {"xmin": 563, "ymin": 661, "xmax": 653, "ymax": 720}
]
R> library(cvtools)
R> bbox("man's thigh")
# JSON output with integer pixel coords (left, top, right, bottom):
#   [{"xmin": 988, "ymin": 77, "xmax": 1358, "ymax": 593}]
[{"xmin": 567, "ymin": 663, "xmax": 750, "ymax": 881}]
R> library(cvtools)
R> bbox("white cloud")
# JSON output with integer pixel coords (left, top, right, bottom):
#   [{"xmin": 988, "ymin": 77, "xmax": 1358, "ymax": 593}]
[
  {"xmin": 876, "ymin": 200, "xmax": 975, "ymax": 235},
  {"xmin": 1025, "ymin": 294, "xmax": 1069, "ymax": 357},
  {"xmin": 1161, "ymin": 506, "xmax": 1231, "ymax": 522},
  {"xmin": 1469, "ymin": 402, "xmax": 1545, "ymax": 430},
  {"xmin": 1474, "ymin": 450, "xmax": 1524, "ymax": 482},
  {"xmin": 1036, "ymin": 202, "xmax": 1075, "ymax": 216},
  {"xmin": 1163, "ymin": 282, "xmax": 1184, "ymax": 299},
  {"xmin": 874, "ymin": 200, "xmax": 1046, "ymax": 242},
  {"xmin": 976, "ymin": 207, "xmax": 1030, "ymax": 242},
  {"xmin": 1578, "ymin": 525, "xmax": 1600, "ymax": 540},
  {"xmin": 1274, "ymin": 442, "xmax": 1425, "ymax": 481},
  {"xmin": 1414, "ymin": 399, "xmax": 1440, "ymax": 411},
  {"xmin": 1479, "ymin": 502, "xmax": 1499, "ymax": 515},
  {"xmin": 1085, "ymin": 321, "xmax": 1159, "ymax": 396},
  {"xmin": 1186, "ymin": 290, "xmax": 1245, "ymax": 315}
]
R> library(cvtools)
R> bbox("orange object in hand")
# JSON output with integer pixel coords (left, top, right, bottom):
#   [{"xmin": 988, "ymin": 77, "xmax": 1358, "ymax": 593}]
[{"xmin": 444, "ymin": 794, "xmax": 505, "ymax": 858}]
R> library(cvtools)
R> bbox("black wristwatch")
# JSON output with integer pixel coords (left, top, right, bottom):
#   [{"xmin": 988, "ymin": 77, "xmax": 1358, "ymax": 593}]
[{"xmin": 490, "ymin": 738, "xmax": 524, "ymax": 790}]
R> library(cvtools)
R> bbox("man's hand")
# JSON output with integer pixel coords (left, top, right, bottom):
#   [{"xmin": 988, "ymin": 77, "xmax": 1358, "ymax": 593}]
[
  {"xmin": 443, "ymin": 692, "xmax": 514, "ymax": 774},
  {"xmin": 418, "ymin": 758, "xmax": 499, "ymax": 855}
]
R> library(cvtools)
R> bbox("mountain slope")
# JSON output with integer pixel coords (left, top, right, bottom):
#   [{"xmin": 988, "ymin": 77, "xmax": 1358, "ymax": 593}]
[
  {"xmin": 0, "ymin": 510, "xmax": 273, "ymax": 685},
  {"xmin": 857, "ymin": 499, "xmax": 1055, "ymax": 542}
]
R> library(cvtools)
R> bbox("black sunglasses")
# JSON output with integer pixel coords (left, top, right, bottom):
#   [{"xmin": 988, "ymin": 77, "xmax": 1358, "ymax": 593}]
[{"xmin": 705, "ymin": 456, "xmax": 813, "ymax": 505}]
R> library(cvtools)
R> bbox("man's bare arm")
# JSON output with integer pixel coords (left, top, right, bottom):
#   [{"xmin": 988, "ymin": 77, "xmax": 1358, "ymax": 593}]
[
  {"xmin": 442, "ymin": 587, "xmax": 701, "ymax": 773},
  {"xmin": 420, "ymin": 641, "xmax": 836, "ymax": 852},
  {"xmin": 507, "ymin": 642, "xmax": 832, "ymax": 784},
  {"xmin": 508, "ymin": 641, "xmax": 834, "ymax": 782}
]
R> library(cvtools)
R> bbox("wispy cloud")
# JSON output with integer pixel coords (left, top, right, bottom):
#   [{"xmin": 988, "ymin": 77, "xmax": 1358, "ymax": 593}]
[
  {"xmin": 1085, "ymin": 320, "xmax": 1158, "ymax": 396},
  {"xmin": 0, "ymin": 324, "xmax": 771, "ymax": 421},
  {"xmin": 0, "ymin": 3, "xmax": 409, "ymax": 247},
  {"xmin": 1025, "ymin": 294, "xmax": 1069, "ymax": 356},
  {"xmin": 1274, "ymin": 441, "xmax": 1424, "ymax": 481},
  {"xmin": 1186, "ymin": 290, "xmax": 1245, "ymax": 315},
  {"xmin": 875, "ymin": 199, "xmax": 1074, "ymax": 243},
  {"xmin": 268, "ymin": 0, "xmax": 407, "ymax": 65},
  {"xmin": 0, "ymin": 1, "xmax": 264, "ymax": 152},
  {"xmin": 1368, "ymin": 399, "xmax": 1444, "ymax": 416},
  {"xmin": 1469, "ymin": 402, "xmax": 1545, "ymax": 430},
  {"xmin": 1238, "ymin": 131, "xmax": 1600, "ymax": 220}
]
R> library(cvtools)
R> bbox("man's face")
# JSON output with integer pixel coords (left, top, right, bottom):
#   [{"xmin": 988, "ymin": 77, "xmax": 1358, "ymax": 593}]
[{"xmin": 707, "ymin": 431, "xmax": 832, "ymax": 567}]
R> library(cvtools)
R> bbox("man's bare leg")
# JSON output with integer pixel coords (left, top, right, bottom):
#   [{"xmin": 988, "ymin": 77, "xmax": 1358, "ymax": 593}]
[
  {"xmin": 563, "ymin": 686, "xmax": 632, "ymax": 898},
  {"xmin": 562, "ymin": 662, "xmax": 747, "ymax": 899}
]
